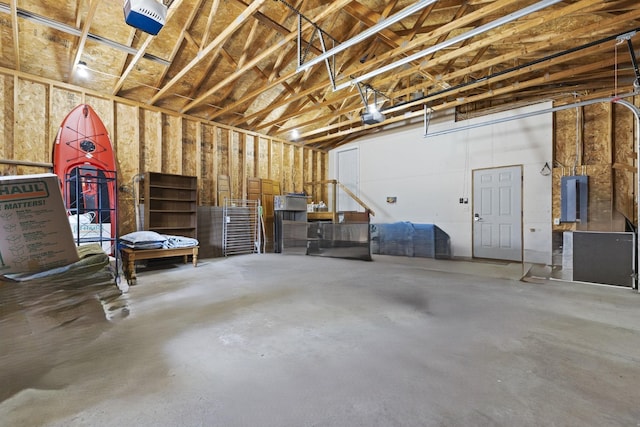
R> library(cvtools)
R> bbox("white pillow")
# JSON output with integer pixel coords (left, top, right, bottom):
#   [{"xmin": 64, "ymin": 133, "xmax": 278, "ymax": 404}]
[{"xmin": 119, "ymin": 231, "xmax": 167, "ymax": 249}]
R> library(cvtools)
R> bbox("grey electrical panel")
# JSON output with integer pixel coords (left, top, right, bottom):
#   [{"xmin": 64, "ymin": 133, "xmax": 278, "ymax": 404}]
[{"xmin": 560, "ymin": 175, "xmax": 588, "ymax": 223}]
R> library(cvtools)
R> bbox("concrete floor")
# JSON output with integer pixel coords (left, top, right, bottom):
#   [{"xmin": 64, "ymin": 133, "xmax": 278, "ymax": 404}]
[{"xmin": 1, "ymin": 254, "xmax": 640, "ymax": 426}]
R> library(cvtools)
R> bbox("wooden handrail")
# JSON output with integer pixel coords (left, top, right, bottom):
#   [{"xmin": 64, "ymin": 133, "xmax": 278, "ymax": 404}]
[
  {"xmin": 337, "ymin": 182, "xmax": 375, "ymax": 216},
  {"xmin": 304, "ymin": 179, "xmax": 337, "ymax": 185},
  {"xmin": 305, "ymin": 179, "xmax": 375, "ymax": 217}
]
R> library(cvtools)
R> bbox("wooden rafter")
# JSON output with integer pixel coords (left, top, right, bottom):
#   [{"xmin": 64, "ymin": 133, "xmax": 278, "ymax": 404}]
[
  {"xmin": 385, "ymin": 0, "xmax": 640, "ymax": 102},
  {"xmin": 5, "ymin": 0, "xmax": 640, "ymax": 150},
  {"xmin": 152, "ymin": 0, "xmax": 205, "ymax": 91},
  {"xmin": 226, "ymin": 0, "xmax": 536, "ymax": 133},
  {"xmin": 336, "ymin": 0, "xmax": 531, "ymax": 87},
  {"xmin": 237, "ymin": 19, "xmax": 370, "ymax": 130},
  {"xmin": 230, "ymin": 23, "xmax": 374, "ymax": 130},
  {"xmin": 300, "ymin": 48, "xmax": 622, "ymax": 145},
  {"xmin": 200, "ymin": 0, "xmax": 221, "ymax": 50},
  {"xmin": 181, "ymin": 0, "xmax": 353, "ymax": 113},
  {"xmin": 112, "ymin": 0, "xmax": 185, "ymax": 95},
  {"xmin": 184, "ymin": 48, "xmax": 224, "ymax": 110},
  {"xmin": 238, "ymin": 20, "xmax": 261, "ymax": 69},
  {"xmin": 403, "ymin": 2, "xmax": 436, "ymax": 42},
  {"xmin": 150, "ymin": 0, "xmax": 269, "ymax": 105},
  {"xmin": 222, "ymin": 0, "xmax": 330, "ymax": 123},
  {"xmin": 69, "ymin": 0, "xmax": 100, "ymax": 82},
  {"xmin": 301, "ymin": 40, "xmax": 616, "ymax": 142},
  {"xmin": 342, "ymin": 1, "xmax": 438, "ymax": 85},
  {"xmin": 259, "ymin": 0, "xmax": 616, "ymax": 139}
]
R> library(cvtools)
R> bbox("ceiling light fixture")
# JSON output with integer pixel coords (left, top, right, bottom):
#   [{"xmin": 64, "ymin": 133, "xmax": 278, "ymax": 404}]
[
  {"xmin": 76, "ymin": 61, "xmax": 89, "ymax": 78},
  {"xmin": 334, "ymin": 0, "xmax": 563, "ymax": 91}
]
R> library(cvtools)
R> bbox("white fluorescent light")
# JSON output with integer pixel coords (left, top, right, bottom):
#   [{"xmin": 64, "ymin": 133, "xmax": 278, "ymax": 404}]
[
  {"xmin": 334, "ymin": 0, "xmax": 563, "ymax": 91},
  {"xmin": 297, "ymin": 0, "xmax": 438, "ymax": 72},
  {"xmin": 76, "ymin": 61, "xmax": 89, "ymax": 78}
]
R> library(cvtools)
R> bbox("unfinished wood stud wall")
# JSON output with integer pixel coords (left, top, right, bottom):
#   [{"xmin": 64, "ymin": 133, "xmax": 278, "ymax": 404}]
[
  {"xmin": 0, "ymin": 70, "xmax": 328, "ymax": 235},
  {"xmin": 553, "ymin": 96, "xmax": 638, "ymax": 232}
]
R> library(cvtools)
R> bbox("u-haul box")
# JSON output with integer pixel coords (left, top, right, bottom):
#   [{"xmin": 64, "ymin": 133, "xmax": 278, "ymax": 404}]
[{"xmin": 0, "ymin": 173, "xmax": 80, "ymax": 274}]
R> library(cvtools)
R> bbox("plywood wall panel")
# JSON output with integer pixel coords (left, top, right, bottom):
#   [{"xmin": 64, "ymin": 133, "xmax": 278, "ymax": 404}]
[
  {"xmin": 303, "ymin": 149, "xmax": 313, "ymax": 196},
  {"xmin": 182, "ymin": 119, "xmax": 199, "ymax": 178},
  {"xmin": 230, "ymin": 131, "xmax": 242, "ymax": 199},
  {"xmin": 18, "ymin": 21, "xmax": 72, "ymax": 84},
  {"xmin": 0, "ymin": 69, "xmax": 328, "ymax": 238},
  {"xmin": 0, "ymin": 7, "xmax": 15, "ymax": 68},
  {"xmin": 201, "ymin": 124, "xmax": 215, "ymax": 206},
  {"xmin": 551, "ymin": 168, "xmax": 575, "ymax": 233},
  {"xmin": 554, "ymin": 109, "xmax": 577, "ymax": 169},
  {"xmin": 315, "ymin": 150, "xmax": 326, "ymax": 202},
  {"xmin": 85, "ymin": 96, "xmax": 114, "ymax": 145},
  {"xmin": 245, "ymin": 135, "xmax": 256, "ymax": 179},
  {"xmin": 585, "ymin": 164, "xmax": 612, "ymax": 230},
  {"xmin": 50, "ymin": 89, "xmax": 82, "ymax": 160},
  {"xmin": 217, "ymin": 128, "xmax": 229, "ymax": 177},
  {"xmin": 162, "ymin": 114, "xmax": 182, "ymax": 174},
  {"xmin": 583, "ymin": 103, "xmax": 611, "ymax": 165},
  {"xmin": 614, "ymin": 168, "xmax": 634, "ymax": 223},
  {"xmin": 553, "ymin": 99, "xmax": 637, "ymax": 232},
  {"xmin": 258, "ymin": 137, "xmax": 269, "ymax": 178},
  {"xmin": 294, "ymin": 146, "xmax": 303, "ymax": 193},
  {"xmin": 282, "ymin": 143, "xmax": 293, "ymax": 193},
  {"xmin": 612, "ymin": 102, "xmax": 636, "ymax": 222},
  {"xmin": 15, "ymin": 79, "xmax": 47, "ymax": 174},
  {"xmin": 271, "ymin": 140, "xmax": 283, "ymax": 186},
  {"xmin": 613, "ymin": 103, "xmax": 635, "ymax": 164},
  {"xmin": 115, "ymin": 103, "xmax": 139, "ymax": 235},
  {"xmin": 141, "ymin": 109, "xmax": 162, "ymax": 172}
]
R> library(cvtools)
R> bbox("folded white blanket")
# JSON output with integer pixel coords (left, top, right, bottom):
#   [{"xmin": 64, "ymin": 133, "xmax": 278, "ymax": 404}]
[{"xmin": 162, "ymin": 235, "xmax": 199, "ymax": 249}]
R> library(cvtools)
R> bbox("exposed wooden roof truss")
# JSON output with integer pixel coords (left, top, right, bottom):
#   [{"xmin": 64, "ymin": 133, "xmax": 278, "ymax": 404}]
[{"xmin": 1, "ymin": 0, "xmax": 639, "ymax": 149}]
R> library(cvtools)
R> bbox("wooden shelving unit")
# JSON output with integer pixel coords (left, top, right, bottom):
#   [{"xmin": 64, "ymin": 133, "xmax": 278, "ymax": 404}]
[{"xmin": 144, "ymin": 172, "xmax": 198, "ymax": 238}]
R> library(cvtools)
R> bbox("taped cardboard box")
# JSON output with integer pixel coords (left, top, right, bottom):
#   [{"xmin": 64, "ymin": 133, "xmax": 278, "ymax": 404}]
[
  {"xmin": 0, "ymin": 173, "xmax": 80, "ymax": 274},
  {"xmin": 70, "ymin": 222, "xmax": 112, "ymax": 253}
]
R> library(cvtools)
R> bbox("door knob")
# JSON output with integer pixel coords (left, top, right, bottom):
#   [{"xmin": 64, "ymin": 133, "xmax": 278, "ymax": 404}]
[{"xmin": 474, "ymin": 213, "xmax": 481, "ymax": 221}]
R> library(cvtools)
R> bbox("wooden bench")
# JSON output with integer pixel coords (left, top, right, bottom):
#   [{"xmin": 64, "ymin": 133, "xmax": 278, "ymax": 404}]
[{"xmin": 120, "ymin": 246, "xmax": 198, "ymax": 285}]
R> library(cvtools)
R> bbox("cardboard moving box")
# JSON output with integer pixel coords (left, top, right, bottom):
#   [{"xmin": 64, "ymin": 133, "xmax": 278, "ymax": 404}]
[{"xmin": 0, "ymin": 173, "xmax": 80, "ymax": 274}]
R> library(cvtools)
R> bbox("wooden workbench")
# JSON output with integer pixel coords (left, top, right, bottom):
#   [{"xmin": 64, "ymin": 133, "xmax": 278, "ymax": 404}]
[{"xmin": 120, "ymin": 246, "xmax": 198, "ymax": 285}]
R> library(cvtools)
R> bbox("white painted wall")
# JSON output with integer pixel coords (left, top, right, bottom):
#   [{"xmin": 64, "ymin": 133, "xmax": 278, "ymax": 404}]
[{"xmin": 329, "ymin": 103, "xmax": 553, "ymax": 264}]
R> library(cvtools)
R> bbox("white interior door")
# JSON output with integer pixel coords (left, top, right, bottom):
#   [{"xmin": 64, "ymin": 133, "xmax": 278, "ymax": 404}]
[
  {"xmin": 473, "ymin": 165, "xmax": 522, "ymax": 261},
  {"xmin": 337, "ymin": 148, "xmax": 359, "ymax": 212}
]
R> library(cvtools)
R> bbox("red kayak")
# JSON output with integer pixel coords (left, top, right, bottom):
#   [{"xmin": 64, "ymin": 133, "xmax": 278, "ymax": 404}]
[{"xmin": 53, "ymin": 104, "xmax": 117, "ymax": 254}]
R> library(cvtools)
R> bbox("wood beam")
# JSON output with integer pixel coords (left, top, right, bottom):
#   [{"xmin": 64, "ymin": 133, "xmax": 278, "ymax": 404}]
[
  {"xmin": 200, "ymin": 0, "xmax": 221, "ymax": 50},
  {"xmin": 153, "ymin": 0, "xmax": 205, "ymax": 90},
  {"xmin": 179, "ymin": 0, "xmax": 352, "ymax": 112},
  {"xmin": 272, "ymin": 1, "xmax": 638, "ymax": 141},
  {"xmin": 112, "ymin": 0, "xmax": 185, "ymax": 95},
  {"xmin": 217, "ymin": 0, "xmax": 539, "ymax": 131},
  {"xmin": 151, "ymin": 0, "xmax": 268, "ymax": 105},
  {"xmin": 302, "ymin": 55, "xmax": 621, "ymax": 146},
  {"xmin": 69, "ymin": 0, "xmax": 100, "ymax": 82}
]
